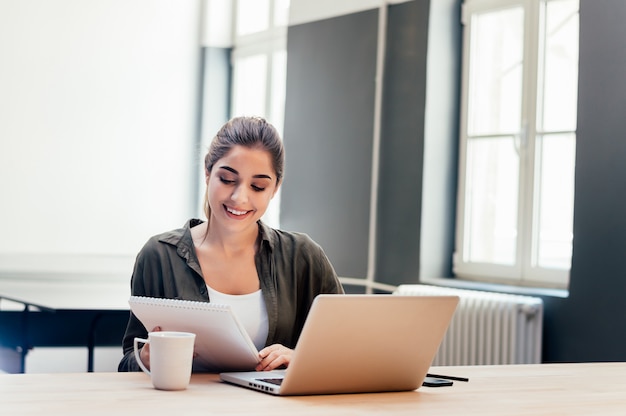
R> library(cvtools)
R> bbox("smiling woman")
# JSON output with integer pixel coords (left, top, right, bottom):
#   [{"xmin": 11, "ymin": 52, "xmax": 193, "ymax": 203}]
[
  {"xmin": 202, "ymin": 117, "xmax": 284, "ymax": 232},
  {"xmin": 118, "ymin": 116, "xmax": 344, "ymax": 374}
]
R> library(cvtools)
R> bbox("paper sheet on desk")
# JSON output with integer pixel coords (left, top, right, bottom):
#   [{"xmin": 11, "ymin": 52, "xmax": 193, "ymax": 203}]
[{"xmin": 129, "ymin": 296, "xmax": 260, "ymax": 372}]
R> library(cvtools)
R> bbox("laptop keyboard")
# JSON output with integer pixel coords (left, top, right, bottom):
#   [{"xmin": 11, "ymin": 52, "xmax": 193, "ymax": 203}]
[{"xmin": 258, "ymin": 378, "xmax": 283, "ymax": 386}]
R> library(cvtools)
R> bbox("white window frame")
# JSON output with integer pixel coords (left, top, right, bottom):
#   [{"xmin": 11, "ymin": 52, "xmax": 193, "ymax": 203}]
[{"xmin": 454, "ymin": 0, "xmax": 579, "ymax": 289}]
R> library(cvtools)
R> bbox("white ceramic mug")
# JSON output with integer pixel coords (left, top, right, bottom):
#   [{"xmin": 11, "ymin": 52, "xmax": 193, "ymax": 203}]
[{"xmin": 134, "ymin": 331, "xmax": 196, "ymax": 391}]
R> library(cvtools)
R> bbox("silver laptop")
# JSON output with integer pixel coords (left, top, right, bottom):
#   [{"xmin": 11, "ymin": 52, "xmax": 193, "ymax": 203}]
[{"xmin": 220, "ymin": 294, "xmax": 459, "ymax": 395}]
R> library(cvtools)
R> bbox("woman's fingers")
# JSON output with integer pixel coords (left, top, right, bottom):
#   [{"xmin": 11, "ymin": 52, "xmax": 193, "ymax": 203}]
[
  {"xmin": 256, "ymin": 344, "xmax": 293, "ymax": 371},
  {"xmin": 139, "ymin": 326, "xmax": 162, "ymax": 369}
]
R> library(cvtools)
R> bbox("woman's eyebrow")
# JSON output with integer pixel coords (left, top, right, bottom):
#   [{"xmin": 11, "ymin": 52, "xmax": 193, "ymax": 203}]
[
  {"xmin": 219, "ymin": 166, "xmax": 238, "ymax": 175},
  {"xmin": 219, "ymin": 165, "xmax": 272, "ymax": 180}
]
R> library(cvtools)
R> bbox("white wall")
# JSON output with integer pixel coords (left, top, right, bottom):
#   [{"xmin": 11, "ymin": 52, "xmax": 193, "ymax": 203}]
[{"xmin": 0, "ymin": 0, "xmax": 204, "ymax": 277}]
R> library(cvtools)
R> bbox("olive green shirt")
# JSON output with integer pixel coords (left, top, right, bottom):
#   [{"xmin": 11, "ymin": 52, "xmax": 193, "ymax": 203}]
[{"xmin": 118, "ymin": 219, "xmax": 344, "ymax": 372}]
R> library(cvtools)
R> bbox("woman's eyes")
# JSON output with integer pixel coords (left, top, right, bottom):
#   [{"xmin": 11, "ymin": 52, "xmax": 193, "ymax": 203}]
[{"xmin": 219, "ymin": 177, "xmax": 266, "ymax": 192}]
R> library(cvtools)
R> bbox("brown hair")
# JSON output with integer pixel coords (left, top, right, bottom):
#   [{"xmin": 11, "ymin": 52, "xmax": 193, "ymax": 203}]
[{"xmin": 202, "ymin": 116, "xmax": 285, "ymax": 221}]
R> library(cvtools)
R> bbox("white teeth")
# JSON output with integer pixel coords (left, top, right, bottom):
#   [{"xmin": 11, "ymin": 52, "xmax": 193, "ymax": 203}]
[{"xmin": 227, "ymin": 207, "xmax": 247, "ymax": 216}]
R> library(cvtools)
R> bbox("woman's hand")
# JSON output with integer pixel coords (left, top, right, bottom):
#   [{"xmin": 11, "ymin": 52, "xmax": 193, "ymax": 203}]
[
  {"xmin": 256, "ymin": 344, "xmax": 293, "ymax": 371},
  {"xmin": 138, "ymin": 326, "xmax": 162, "ymax": 370}
]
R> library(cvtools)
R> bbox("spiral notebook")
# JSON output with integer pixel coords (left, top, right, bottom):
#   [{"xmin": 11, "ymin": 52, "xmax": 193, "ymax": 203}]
[{"xmin": 128, "ymin": 296, "xmax": 260, "ymax": 372}]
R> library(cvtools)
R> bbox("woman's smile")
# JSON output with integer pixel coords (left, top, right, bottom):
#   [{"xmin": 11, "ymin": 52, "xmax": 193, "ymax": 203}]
[{"xmin": 224, "ymin": 205, "xmax": 253, "ymax": 218}]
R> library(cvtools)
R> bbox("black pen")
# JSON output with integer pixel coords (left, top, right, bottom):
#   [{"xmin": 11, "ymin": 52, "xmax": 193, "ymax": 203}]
[{"xmin": 426, "ymin": 373, "xmax": 469, "ymax": 382}]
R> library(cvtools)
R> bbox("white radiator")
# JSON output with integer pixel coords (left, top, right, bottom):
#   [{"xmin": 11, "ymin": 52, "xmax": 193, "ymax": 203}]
[{"xmin": 395, "ymin": 284, "xmax": 543, "ymax": 366}]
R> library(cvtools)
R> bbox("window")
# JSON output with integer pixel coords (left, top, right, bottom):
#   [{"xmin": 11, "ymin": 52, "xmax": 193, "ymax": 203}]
[
  {"xmin": 231, "ymin": 0, "xmax": 290, "ymax": 228},
  {"xmin": 454, "ymin": 0, "xmax": 579, "ymax": 289}
]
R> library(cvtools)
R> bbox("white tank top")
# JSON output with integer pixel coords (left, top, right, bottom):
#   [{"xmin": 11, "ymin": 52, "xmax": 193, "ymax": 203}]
[{"xmin": 206, "ymin": 284, "xmax": 269, "ymax": 351}]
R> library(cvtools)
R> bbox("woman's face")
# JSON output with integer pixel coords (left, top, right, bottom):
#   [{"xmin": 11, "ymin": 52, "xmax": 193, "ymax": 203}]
[{"xmin": 206, "ymin": 145, "xmax": 279, "ymax": 233}]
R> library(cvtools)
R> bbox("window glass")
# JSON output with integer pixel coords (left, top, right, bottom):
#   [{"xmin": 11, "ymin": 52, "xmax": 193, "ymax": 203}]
[
  {"xmin": 236, "ymin": 0, "xmax": 270, "ymax": 36},
  {"xmin": 465, "ymin": 136, "xmax": 519, "ymax": 265},
  {"xmin": 534, "ymin": 133, "xmax": 575, "ymax": 269},
  {"xmin": 539, "ymin": 0, "xmax": 580, "ymax": 132},
  {"xmin": 269, "ymin": 50, "xmax": 287, "ymax": 128},
  {"xmin": 232, "ymin": 54, "xmax": 268, "ymax": 117},
  {"xmin": 468, "ymin": 7, "xmax": 524, "ymax": 136},
  {"xmin": 273, "ymin": 0, "xmax": 290, "ymax": 27}
]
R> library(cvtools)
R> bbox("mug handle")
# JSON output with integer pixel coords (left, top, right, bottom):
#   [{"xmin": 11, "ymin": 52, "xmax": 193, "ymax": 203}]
[{"xmin": 133, "ymin": 337, "xmax": 151, "ymax": 375}]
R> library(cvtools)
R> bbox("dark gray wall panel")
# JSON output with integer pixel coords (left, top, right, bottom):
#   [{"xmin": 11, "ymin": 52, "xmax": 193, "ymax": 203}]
[
  {"xmin": 375, "ymin": 0, "xmax": 430, "ymax": 286},
  {"xmin": 541, "ymin": 0, "xmax": 626, "ymax": 362},
  {"xmin": 281, "ymin": 10, "xmax": 378, "ymax": 277}
]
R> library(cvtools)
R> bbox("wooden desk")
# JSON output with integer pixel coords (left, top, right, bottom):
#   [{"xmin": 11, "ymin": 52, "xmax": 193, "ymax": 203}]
[
  {"xmin": 0, "ymin": 277, "xmax": 129, "ymax": 373},
  {"xmin": 1, "ymin": 363, "xmax": 625, "ymax": 415}
]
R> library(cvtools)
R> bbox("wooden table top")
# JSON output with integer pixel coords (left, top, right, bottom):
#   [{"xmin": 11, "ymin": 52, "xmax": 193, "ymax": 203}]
[{"xmin": 2, "ymin": 363, "xmax": 626, "ymax": 415}]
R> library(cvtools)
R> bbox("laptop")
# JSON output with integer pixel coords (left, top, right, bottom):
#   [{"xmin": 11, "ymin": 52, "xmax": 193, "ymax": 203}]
[{"xmin": 220, "ymin": 294, "xmax": 459, "ymax": 395}]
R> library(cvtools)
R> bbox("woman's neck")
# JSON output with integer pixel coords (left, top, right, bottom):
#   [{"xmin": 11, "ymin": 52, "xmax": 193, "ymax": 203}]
[{"xmin": 196, "ymin": 220, "xmax": 259, "ymax": 258}]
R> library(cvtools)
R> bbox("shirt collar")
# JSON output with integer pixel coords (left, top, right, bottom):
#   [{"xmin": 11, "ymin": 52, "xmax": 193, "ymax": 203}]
[
  {"xmin": 257, "ymin": 220, "xmax": 275, "ymax": 253},
  {"xmin": 159, "ymin": 219, "xmax": 275, "ymax": 253}
]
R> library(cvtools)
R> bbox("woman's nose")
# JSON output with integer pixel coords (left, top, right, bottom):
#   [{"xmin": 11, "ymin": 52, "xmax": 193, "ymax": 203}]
[{"xmin": 230, "ymin": 184, "xmax": 249, "ymax": 203}]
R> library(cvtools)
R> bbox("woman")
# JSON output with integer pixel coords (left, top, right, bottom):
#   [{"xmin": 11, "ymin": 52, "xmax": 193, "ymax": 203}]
[{"xmin": 118, "ymin": 116, "xmax": 344, "ymax": 372}]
